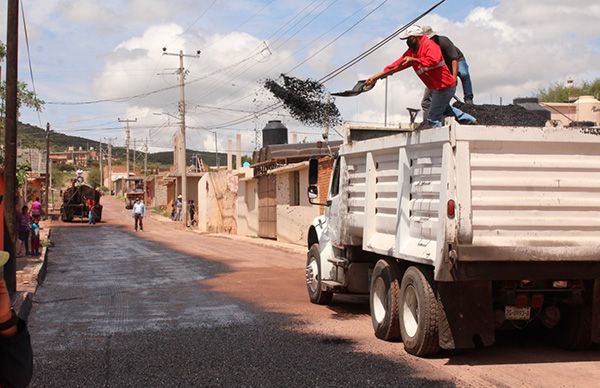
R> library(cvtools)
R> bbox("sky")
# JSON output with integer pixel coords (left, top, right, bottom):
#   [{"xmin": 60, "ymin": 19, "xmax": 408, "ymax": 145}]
[{"xmin": 1, "ymin": 0, "xmax": 599, "ymax": 155}]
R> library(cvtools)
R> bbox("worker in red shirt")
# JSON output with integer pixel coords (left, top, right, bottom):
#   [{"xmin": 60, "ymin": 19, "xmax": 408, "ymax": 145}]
[
  {"xmin": 86, "ymin": 197, "xmax": 96, "ymax": 225},
  {"xmin": 366, "ymin": 25, "xmax": 475, "ymax": 128}
]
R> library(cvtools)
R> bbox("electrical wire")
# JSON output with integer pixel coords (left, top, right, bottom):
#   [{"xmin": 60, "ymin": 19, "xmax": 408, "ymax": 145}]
[
  {"xmin": 196, "ymin": 0, "xmax": 390, "ymax": 128},
  {"xmin": 20, "ymin": 1, "xmax": 43, "ymax": 127},
  {"xmin": 180, "ymin": 0, "xmax": 219, "ymax": 36},
  {"xmin": 206, "ymin": 0, "xmax": 446, "ymax": 129}
]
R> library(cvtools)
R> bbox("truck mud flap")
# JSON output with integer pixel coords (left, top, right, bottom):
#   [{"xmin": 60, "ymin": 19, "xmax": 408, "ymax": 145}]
[
  {"xmin": 437, "ymin": 281, "xmax": 494, "ymax": 350},
  {"xmin": 593, "ymin": 280, "xmax": 600, "ymax": 344}
]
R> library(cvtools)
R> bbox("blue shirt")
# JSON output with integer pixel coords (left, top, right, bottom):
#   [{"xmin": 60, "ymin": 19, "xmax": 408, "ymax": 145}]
[{"xmin": 132, "ymin": 202, "xmax": 145, "ymax": 216}]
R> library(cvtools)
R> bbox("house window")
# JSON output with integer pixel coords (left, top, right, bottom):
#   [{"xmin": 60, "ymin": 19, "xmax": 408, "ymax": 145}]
[{"xmin": 290, "ymin": 171, "xmax": 300, "ymax": 206}]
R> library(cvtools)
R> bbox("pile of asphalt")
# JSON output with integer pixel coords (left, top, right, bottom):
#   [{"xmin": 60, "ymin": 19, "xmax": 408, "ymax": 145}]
[{"xmin": 454, "ymin": 102, "xmax": 549, "ymax": 127}]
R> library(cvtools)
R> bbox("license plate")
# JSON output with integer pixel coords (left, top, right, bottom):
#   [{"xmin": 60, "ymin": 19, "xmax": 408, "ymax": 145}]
[{"xmin": 505, "ymin": 306, "xmax": 531, "ymax": 321}]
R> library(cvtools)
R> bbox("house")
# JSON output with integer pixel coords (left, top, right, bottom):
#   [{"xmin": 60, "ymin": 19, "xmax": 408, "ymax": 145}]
[
  {"xmin": 50, "ymin": 147, "xmax": 97, "ymax": 168},
  {"xmin": 541, "ymin": 95, "xmax": 600, "ymax": 126},
  {"xmin": 146, "ymin": 172, "xmax": 169, "ymax": 208},
  {"xmin": 238, "ymin": 137, "xmax": 340, "ymax": 246},
  {"xmin": 163, "ymin": 170, "xmax": 205, "ymax": 215}
]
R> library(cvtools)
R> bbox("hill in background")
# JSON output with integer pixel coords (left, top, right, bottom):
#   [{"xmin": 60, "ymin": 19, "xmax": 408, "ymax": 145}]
[{"xmin": 5, "ymin": 121, "xmax": 228, "ymax": 167}]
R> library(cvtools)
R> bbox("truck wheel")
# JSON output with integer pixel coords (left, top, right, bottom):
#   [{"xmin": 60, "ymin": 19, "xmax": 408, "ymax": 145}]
[
  {"xmin": 306, "ymin": 243, "xmax": 333, "ymax": 305},
  {"xmin": 556, "ymin": 301, "xmax": 593, "ymax": 350},
  {"xmin": 399, "ymin": 266, "xmax": 440, "ymax": 356},
  {"xmin": 370, "ymin": 259, "xmax": 401, "ymax": 341}
]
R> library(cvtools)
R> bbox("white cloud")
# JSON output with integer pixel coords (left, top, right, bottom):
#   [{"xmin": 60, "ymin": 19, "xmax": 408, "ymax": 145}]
[{"xmin": 62, "ymin": 0, "xmax": 117, "ymax": 25}]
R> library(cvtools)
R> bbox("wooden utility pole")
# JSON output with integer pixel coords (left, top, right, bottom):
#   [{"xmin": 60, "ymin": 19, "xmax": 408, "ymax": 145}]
[
  {"xmin": 3, "ymin": 0, "xmax": 19, "ymax": 291},
  {"xmin": 98, "ymin": 139, "xmax": 103, "ymax": 189},
  {"xmin": 144, "ymin": 136, "xmax": 148, "ymax": 179},
  {"xmin": 118, "ymin": 118, "xmax": 136, "ymax": 179},
  {"xmin": 44, "ymin": 122, "xmax": 50, "ymax": 219},
  {"xmin": 163, "ymin": 47, "xmax": 200, "ymax": 224},
  {"xmin": 107, "ymin": 138, "xmax": 113, "ymax": 193}
]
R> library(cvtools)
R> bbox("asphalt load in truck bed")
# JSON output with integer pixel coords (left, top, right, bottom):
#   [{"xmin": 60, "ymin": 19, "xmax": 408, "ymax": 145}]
[{"xmin": 453, "ymin": 102, "xmax": 549, "ymax": 127}]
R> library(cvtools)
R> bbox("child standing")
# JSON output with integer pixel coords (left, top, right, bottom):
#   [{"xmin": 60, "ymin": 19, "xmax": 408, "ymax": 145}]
[
  {"xmin": 31, "ymin": 217, "xmax": 42, "ymax": 256},
  {"xmin": 16, "ymin": 206, "xmax": 31, "ymax": 256}
]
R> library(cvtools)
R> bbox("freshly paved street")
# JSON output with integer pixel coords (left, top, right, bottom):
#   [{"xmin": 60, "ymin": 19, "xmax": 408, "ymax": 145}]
[
  {"xmin": 28, "ymin": 197, "xmax": 600, "ymax": 387},
  {"xmin": 28, "ymin": 198, "xmax": 455, "ymax": 387}
]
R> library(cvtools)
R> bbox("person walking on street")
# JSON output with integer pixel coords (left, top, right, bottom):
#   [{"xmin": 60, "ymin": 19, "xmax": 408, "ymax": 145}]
[
  {"xmin": 188, "ymin": 200, "xmax": 196, "ymax": 227},
  {"xmin": 86, "ymin": 197, "xmax": 96, "ymax": 225},
  {"xmin": 366, "ymin": 25, "xmax": 475, "ymax": 128},
  {"xmin": 16, "ymin": 206, "xmax": 32, "ymax": 256},
  {"xmin": 132, "ymin": 198, "xmax": 145, "ymax": 231},
  {"xmin": 420, "ymin": 25, "xmax": 475, "ymax": 121},
  {"xmin": 174, "ymin": 195, "xmax": 183, "ymax": 221}
]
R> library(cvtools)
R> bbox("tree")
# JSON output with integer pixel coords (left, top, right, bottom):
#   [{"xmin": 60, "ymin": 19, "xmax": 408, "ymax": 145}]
[
  {"xmin": 87, "ymin": 166, "xmax": 101, "ymax": 188},
  {"xmin": 538, "ymin": 79, "xmax": 600, "ymax": 102},
  {"xmin": 0, "ymin": 41, "xmax": 44, "ymax": 120}
]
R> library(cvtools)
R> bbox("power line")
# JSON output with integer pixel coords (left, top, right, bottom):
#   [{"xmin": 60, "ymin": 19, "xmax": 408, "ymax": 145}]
[
  {"xmin": 205, "ymin": 0, "xmax": 446, "ymax": 129},
  {"xmin": 180, "ymin": 0, "xmax": 219, "ymax": 36},
  {"xmin": 20, "ymin": 1, "xmax": 42, "ymax": 127}
]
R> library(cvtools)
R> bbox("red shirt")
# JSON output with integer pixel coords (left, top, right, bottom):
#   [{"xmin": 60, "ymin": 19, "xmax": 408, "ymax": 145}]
[{"xmin": 384, "ymin": 35, "xmax": 456, "ymax": 91}]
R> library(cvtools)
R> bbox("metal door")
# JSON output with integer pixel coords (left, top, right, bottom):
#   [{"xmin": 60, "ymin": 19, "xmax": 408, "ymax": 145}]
[{"xmin": 258, "ymin": 175, "xmax": 277, "ymax": 239}]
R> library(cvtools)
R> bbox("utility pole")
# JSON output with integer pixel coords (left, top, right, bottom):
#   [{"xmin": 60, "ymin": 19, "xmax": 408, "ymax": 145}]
[
  {"xmin": 118, "ymin": 118, "xmax": 136, "ymax": 179},
  {"xmin": 162, "ymin": 47, "xmax": 200, "ymax": 224},
  {"xmin": 132, "ymin": 138, "xmax": 136, "ymax": 174},
  {"xmin": 99, "ymin": 139, "xmax": 103, "ymax": 189},
  {"xmin": 144, "ymin": 135, "xmax": 148, "ymax": 179},
  {"xmin": 214, "ymin": 131, "xmax": 219, "ymax": 168},
  {"xmin": 3, "ymin": 0, "xmax": 19, "ymax": 291},
  {"xmin": 105, "ymin": 137, "xmax": 114, "ymax": 194},
  {"xmin": 144, "ymin": 135, "xmax": 148, "ymax": 204},
  {"xmin": 45, "ymin": 122, "xmax": 50, "ymax": 219}
]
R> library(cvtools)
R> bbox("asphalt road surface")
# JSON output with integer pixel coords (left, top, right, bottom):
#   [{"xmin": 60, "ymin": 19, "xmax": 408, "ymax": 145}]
[
  {"xmin": 28, "ymin": 199, "xmax": 455, "ymax": 387},
  {"xmin": 28, "ymin": 198, "xmax": 600, "ymax": 387}
]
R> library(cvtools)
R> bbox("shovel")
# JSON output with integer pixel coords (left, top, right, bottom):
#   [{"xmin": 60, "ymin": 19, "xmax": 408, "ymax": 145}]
[{"xmin": 331, "ymin": 80, "xmax": 375, "ymax": 97}]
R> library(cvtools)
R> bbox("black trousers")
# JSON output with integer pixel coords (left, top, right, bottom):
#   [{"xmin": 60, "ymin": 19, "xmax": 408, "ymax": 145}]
[{"xmin": 134, "ymin": 214, "xmax": 143, "ymax": 230}]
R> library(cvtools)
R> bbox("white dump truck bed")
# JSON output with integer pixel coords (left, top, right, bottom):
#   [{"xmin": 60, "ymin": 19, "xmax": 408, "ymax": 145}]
[{"xmin": 337, "ymin": 123, "xmax": 600, "ymax": 281}]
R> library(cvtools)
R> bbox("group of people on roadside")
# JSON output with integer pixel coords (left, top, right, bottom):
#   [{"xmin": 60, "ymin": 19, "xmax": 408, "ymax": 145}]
[
  {"xmin": 366, "ymin": 24, "xmax": 476, "ymax": 128},
  {"xmin": 16, "ymin": 197, "xmax": 44, "ymax": 257},
  {"xmin": 170, "ymin": 195, "xmax": 196, "ymax": 226}
]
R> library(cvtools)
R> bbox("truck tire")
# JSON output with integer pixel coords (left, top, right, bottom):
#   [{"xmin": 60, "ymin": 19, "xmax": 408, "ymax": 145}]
[
  {"xmin": 306, "ymin": 243, "xmax": 333, "ymax": 305},
  {"xmin": 399, "ymin": 266, "xmax": 440, "ymax": 356},
  {"xmin": 556, "ymin": 301, "xmax": 593, "ymax": 350},
  {"xmin": 370, "ymin": 259, "xmax": 401, "ymax": 341}
]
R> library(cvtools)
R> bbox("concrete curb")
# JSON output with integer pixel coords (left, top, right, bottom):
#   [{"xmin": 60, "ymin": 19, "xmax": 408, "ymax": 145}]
[{"xmin": 12, "ymin": 228, "xmax": 50, "ymax": 321}]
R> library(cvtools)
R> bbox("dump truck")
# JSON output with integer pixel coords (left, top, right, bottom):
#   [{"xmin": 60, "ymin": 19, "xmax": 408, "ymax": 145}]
[
  {"xmin": 61, "ymin": 181, "xmax": 103, "ymax": 222},
  {"xmin": 305, "ymin": 121, "xmax": 600, "ymax": 356},
  {"xmin": 124, "ymin": 177, "xmax": 145, "ymax": 209}
]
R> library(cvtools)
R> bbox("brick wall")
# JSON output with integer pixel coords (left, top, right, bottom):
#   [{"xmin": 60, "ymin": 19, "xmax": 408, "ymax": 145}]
[{"xmin": 318, "ymin": 157, "xmax": 334, "ymax": 215}]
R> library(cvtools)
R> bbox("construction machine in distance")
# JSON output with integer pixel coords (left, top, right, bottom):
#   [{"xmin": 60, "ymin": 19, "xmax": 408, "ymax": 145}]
[
  {"xmin": 60, "ymin": 171, "xmax": 103, "ymax": 222},
  {"xmin": 124, "ymin": 177, "xmax": 145, "ymax": 209}
]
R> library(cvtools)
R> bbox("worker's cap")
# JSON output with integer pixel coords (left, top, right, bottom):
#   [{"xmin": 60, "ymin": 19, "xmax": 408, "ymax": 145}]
[
  {"xmin": 399, "ymin": 25, "xmax": 424, "ymax": 40},
  {"xmin": 421, "ymin": 25, "xmax": 435, "ymax": 37}
]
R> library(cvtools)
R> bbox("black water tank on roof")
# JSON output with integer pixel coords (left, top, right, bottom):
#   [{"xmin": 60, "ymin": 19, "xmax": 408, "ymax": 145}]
[{"xmin": 262, "ymin": 120, "xmax": 288, "ymax": 147}]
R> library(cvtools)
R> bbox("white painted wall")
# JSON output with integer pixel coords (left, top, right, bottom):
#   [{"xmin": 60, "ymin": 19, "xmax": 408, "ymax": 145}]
[
  {"xmin": 237, "ymin": 178, "xmax": 259, "ymax": 237},
  {"xmin": 275, "ymin": 168, "xmax": 318, "ymax": 246}
]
